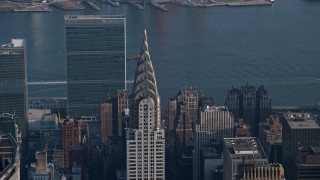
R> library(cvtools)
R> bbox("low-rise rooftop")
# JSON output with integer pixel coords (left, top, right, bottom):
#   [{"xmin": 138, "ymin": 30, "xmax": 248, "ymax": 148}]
[
  {"xmin": 283, "ymin": 113, "xmax": 320, "ymax": 129},
  {"xmin": 224, "ymin": 137, "xmax": 267, "ymax": 159}
]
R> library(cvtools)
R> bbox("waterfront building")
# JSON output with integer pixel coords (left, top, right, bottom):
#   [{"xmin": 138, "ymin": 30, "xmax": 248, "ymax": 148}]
[
  {"xmin": 193, "ymin": 106, "xmax": 233, "ymax": 180},
  {"xmin": 291, "ymin": 146, "xmax": 320, "ymax": 180},
  {"xmin": 126, "ymin": 30, "xmax": 165, "ymax": 179},
  {"xmin": 223, "ymin": 137, "xmax": 268, "ymax": 180},
  {"xmin": 225, "ymin": 87, "xmax": 241, "ymax": 120},
  {"xmin": 0, "ymin": 133, "xmax": 20, "ymax": 180},
  {"xmin": 225, "ymin": 85, "xmax": 271, "ymax": 136},
  {"xmin": 65, "ymin": 15, "xmax": 126, "ymax": 117},
  {"xmin": 259, "ymin": 115, "xmax": 282, "ymax": 163},
  {"xmin": 282, "ymin": 113, "xmax": 320, "ymax": 180},
  {"xmin": 0, "ymin": 39, "xmax": 27, "ymax": 142}
]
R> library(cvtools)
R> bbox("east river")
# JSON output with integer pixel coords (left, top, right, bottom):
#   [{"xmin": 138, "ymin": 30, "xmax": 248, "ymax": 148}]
[{"xmin": 0, "ymin": 0, "xmax": 320, "ymax": 106}]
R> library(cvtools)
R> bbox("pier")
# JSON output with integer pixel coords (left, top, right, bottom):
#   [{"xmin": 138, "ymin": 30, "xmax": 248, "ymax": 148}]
[
  {"xmin": 126, "ymin": 55, "xmax": 140, "ymax": 61},
  {"xmin": 106, "ymin": 0, "xmax": 120, "ymax": 6},
  {"xmin": 14, "ymin": 3, "xmax": 52, "ymax": 12},
  {"xmin": 150, "ymin": 1, "xmax": 168, "ymax": 11},
  {"xmin": 50, "ymin": 0, "xmax": 85, "ymax": 10},
  {"xmin": 83, "ymin": 0, "xmax": 101, "ymax": 10}
]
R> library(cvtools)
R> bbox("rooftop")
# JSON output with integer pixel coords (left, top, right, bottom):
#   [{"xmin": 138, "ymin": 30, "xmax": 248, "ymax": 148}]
[
  {"xmin": 284, "ymin": 113, "xmax": 320, "ymax": 129},
  {"xmin": 203, "ymin": 106, "xmax": 228, "ymax": 111},
  {"xmin": 1, "ymin": 39, "xmax": 25, "ymax": 49},
  {"xmin": 224, "ymin": 137, "xmax": 267, "ymax": 159}
]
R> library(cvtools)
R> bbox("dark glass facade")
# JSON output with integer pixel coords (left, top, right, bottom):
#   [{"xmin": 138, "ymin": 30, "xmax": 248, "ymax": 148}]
[
  {"xmin": 0, "ymin": 39, "xmax": 27, "ymax": 141},
  {"xmin": 65, "ymin": 15, "xmax": 126, "ymax": 116}
]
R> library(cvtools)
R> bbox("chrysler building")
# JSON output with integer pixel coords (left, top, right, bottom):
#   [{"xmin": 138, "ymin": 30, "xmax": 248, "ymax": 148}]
[{"xmin": 126, "ymin": 30, "xmax": 165, "ymax": 179}]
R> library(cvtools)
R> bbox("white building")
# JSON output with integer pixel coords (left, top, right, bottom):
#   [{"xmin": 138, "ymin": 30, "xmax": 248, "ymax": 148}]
[
  {"xmin": 223, "ymin": 137, "xmax": 268, "ymax": 180},
  {"xmin": 193, "ymin": 106, "xmax": 234, "ymax": 180},
  {"xmin": 126, "ymin": 30, "xmax": 165, "ymax": 179}
]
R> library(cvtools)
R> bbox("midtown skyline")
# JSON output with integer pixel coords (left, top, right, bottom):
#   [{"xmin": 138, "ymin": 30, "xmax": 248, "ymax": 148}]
[
  {"xmin": 1, "ymin": 0, "xmax": 319, "ymax": 107},
  {"xmin": 1, "ymin": 2, "xmax": 320, "ymax": 179}
]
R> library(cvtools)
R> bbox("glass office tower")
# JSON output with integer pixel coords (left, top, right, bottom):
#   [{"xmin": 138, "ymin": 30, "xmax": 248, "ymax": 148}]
[
  {"xmin": 0, "ymin": 39, "xmax": 27, "ymax": 142},
  {"xmin": 65, "ymin": 15, "xmax": 126, "ymax": 116}
]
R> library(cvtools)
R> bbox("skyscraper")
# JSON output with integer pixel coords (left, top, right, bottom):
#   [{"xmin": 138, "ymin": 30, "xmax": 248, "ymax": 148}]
[
  {"xmin": 101, "ymin": 101, "xmax": 113, "ymax": 145},
  {"xmin": 0, "ymin": 113, "xmax": 20, "ymax": 142},
  {"xmin": 65, "ymin": 15, "xmax": 126, "ymax": 116},
  {"xmin": 101, "ymin": 89, "xmax": 129, "ymax": 145},
  {"xmin": 170, "ymin": 87, "xmax": 207, "ymax": 145},
  {"xmin": 0, "ymin": 39, "xmax": 27, "ymax": 142},
  {"xmin": 282, "ymin": 113, "xmax": 320, "ymax": 180},
  {"xmin": 225, "ymin": 85, "xmax": 271, "ymax": 137},
  {"xmin": 39, "ymin": 113, "xmax": 61, "ymax": 161},
  {"xmin": 193, "ymin": 106, "xmax": 234, "ymax": 180},
  {"xmin": 61, "ymin": 118, "xmax": 81, "ymax": 169},
  {"xmin": 126, "ymin": 30, "xmax": 165, "ymax": 179}
]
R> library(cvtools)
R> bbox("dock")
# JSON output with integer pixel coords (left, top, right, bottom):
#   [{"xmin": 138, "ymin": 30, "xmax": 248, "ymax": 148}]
[
  {"xmin": 14, "ymin": 3, "xmax": 52, "ymax": 12},
  {"xmin": 150, "ymin": 1, "xmax": 168, "ymax": 11},
  {"xmin": 83, "ymin": 1, "xmax": 101, "ymax": 10},
  {"xmin": 106, "ymin": 0, "xmax": 120, "ymax": 7},
  {"xmin": 129, "ymin": 2, "xmax": 144, "ymax": 10},
  {"xmin": 227, "ymin": 0, "xmax": 272, "ymax": 6},
  {"xmin": 49, "ymin": 0, "xmax": 85, "ymax": 10}
]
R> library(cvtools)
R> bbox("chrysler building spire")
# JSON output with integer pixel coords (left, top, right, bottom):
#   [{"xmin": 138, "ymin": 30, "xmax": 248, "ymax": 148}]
[
  {"xmin": 126, "ymin": 30, "xmax": 165, "ymax": 179},
  {"xmin": 132, "ymin": 29, "xmax": 161, "ymax": 129}
]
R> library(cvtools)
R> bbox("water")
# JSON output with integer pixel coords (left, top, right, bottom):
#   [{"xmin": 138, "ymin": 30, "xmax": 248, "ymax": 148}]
[{"xmin": 0, "ymin": 0, "xmax": 320, "ymax": 106}]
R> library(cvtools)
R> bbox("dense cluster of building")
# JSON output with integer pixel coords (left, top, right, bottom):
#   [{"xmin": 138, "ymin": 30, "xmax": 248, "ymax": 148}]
[{"xmin": 0, "ymin": 15, "xmax": 320, "ymax": 180}]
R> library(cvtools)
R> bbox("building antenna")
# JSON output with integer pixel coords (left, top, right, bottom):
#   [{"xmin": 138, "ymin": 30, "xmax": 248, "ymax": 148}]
[{"xmin": 143, "ymin": 0, "xmax": 147, "ymax": 29}]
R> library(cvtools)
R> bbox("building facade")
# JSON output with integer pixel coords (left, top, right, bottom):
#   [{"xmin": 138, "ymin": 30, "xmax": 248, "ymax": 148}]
[
  {"xmin": 282, "ymin": 113, "xmax": 320, "ymax": 180},
  {"xmin": 259, "ymin": 115, "xmax": 282, "ymax": 163},
  {"xmin": 61, "ymin": 118, "xmax": 81, "ymax": 169},
  {"xmin": 101, "ymin": 102, "xmax": 113, "ymax": 145},
  {"xmin": 193, "ymin": 106, "xmax": 234, "ymax": 180},
  {"xmin": 223, "ymin": 137, "xmax": 268, "ymax": 180},
  {"xmin": 239, "ymin": 163, "xmax": 285, "ymax": 180},
  {"xmin": 0, "ymin": 39, "xmax": 27, "ymax": 141},
  {"xmin": 29, "ymin": 151, "xmax": 55, "ymax": 180},
  {"xmin": 175, "ymin": 87, "xmax": 201, "ymax": 144},
  {"xmin": 65, "ymin": 15, "xmax": 126, "ymax": 116},
  {"xmin": 291, "ymin": 146, "xmax": 320, "ymax": 180},
  {"xmin": 0, "ymin": 133, "xmax": 20, "ymax": 180},
  {"xmin": 126, "ymin": 30, "xmax": 165, "ymax": 179},
  {"xmin": 225, "ymin": 85, "xmax": 271, "ymax": 137},
  {"xmin": 40, "ymin": 113, "xmax": 61, "ymax": 162},
  {"xmin": 0, "ymin": 113, "xmax": 21, "ymax": 142}
]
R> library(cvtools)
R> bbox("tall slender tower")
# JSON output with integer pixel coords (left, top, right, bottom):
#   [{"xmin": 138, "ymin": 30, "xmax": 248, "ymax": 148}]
[
  {"xmin": 0, "ymin": 39, "xmax": 27, "ymax": 142},
  {"xmin": 65, "ymin": 15, "xmax": 126, "ymax": 117},
  {"xmin": 126, "ymin": 30, "xmax": 165, "ymax": 179}
]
